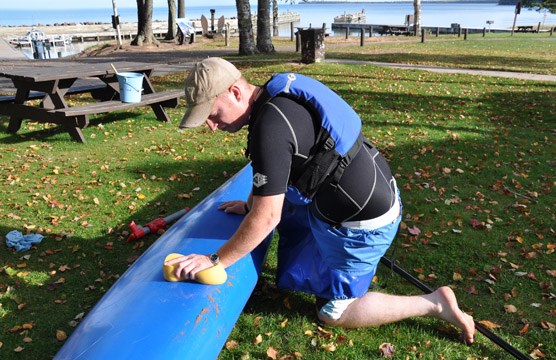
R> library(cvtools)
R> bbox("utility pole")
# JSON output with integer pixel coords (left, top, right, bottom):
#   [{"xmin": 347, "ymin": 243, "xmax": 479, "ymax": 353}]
[{"xmin": 112, "ymin": 0, "xmax": 123, "ymax": 48}]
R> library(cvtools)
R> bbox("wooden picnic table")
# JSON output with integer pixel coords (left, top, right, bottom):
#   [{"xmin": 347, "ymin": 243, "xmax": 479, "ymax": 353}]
[
  {"xmin": 516, "ymin": 25, "xmax": 536, "ymax": 33},
  {"xmin": 0, "ymin": 61, "xmax": 182, "ymax": 143}
]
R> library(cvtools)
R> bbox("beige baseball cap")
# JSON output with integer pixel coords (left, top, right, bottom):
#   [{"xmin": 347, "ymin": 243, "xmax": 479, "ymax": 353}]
[{"xmin": 179, "ymin": 57, "xmax": 241, "ymax": 128}]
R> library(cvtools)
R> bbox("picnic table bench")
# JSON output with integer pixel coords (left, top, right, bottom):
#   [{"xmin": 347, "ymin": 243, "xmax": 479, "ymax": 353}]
[
  {"xmin": 0, "ymin": 62, "xmax": 183, "ymax": 143},
  {"xmin": 380, "ymin": 25, "xmax": 411, "ymax": 36},
  {"xmin": 516, "ymin": 25, "xmax": 536, "ymax": 33}
]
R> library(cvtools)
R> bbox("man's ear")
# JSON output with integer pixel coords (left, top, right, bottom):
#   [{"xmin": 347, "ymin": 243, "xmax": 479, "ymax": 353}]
[{"xmin": 229, "ymin": 84, "xmax": 242, "ymax": 102}]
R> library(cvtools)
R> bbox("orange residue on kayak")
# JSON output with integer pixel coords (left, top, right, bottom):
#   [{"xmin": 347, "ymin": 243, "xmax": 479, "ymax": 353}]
[{"xmin": 195, "ymin": 307, "xmax": 209, "ymax": 325}]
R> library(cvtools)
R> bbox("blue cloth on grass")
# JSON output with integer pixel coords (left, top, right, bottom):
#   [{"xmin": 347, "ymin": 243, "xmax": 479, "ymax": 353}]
[{"xmin": 5, "ymin": 230, "xmax": 44, "ymax": 252}]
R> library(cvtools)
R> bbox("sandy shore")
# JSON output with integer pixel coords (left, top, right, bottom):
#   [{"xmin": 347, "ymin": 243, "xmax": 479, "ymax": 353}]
[{"xmin": 0, "ymin": 22, "xmax": 168, "ymax": 38}]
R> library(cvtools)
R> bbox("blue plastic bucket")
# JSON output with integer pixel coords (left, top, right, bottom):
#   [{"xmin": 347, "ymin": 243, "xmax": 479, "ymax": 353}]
[{"xmin": 116, "ymin": 72, "xmax": 144, "ymax": 103}]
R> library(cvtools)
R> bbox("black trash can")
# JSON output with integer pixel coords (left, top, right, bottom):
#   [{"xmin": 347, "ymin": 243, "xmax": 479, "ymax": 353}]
[{"xmin": 298, "ymin": 28, "xmax": 325, "ymax": 64}]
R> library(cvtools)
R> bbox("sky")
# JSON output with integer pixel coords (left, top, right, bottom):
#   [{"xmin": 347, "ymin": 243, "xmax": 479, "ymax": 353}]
[{"xmin": 2, "ymin": 0, "xmax": 235, "ymax": 9}]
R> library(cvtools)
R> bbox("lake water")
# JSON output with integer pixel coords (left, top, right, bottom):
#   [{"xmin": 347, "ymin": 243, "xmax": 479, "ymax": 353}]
[{"xmin": 3, "ymin": 2, "xmax": 555, "ymax": 30}]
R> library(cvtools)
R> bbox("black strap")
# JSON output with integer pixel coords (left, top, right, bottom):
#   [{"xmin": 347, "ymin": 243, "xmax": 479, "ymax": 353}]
[{"xmin": 328, "ymin": 132, "xmax": 366, "ymax": 190}]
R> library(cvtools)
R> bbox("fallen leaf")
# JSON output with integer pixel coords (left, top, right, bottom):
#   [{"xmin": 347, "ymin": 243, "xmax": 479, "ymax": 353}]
[
  {"xmin": 379, "ymin": 342, "xmax": 395, "ymax": 358},
  {"xmin": 316, "ymin": 326, "xmax": 334, "ymax": 339},
  {"xmin": 56, "ymin": 330, "xmax": 67, "ymax": 341},
  {"xmin": 466, "ymin": 285, "xmax": 479, "ymax": 295},
  {"xmin": 504, "ymin": 304, "xmax": 517, "ymax": 313},
  {"xmin": 322, "ymin": 342, "xmax": 337, "ymax": 352},
  {"xmin": 225, "ymin": 340, "xmax": 238, "ymax": 350},
  {"xmin": 479, "ymin": 320, "xmax": 501, "ymax": 329},
  {"xmin": 336, "ymin": 335, "xmax": 348, "ymax": 344},
  {"xmin": 529, "ymin": 348, "xmax": 546, "ymax": 359},
  {"xmin": 518, "ymin": 323, "xmax": 529, "ymax": 335},
  {"xmin": 540, "ymin": 321, "xmax": 555, "ymax": 331},
  {"xmin": 469, "ymin": 219, "xmax": 483, "ymax": 229},
  {"xmin": 408, "ymin": 226, "xmax": 421, "ymax": 236},
  {"xmin": 58, "ymin": 265, "xmax": 71, "ymax": 272},
  {"xmin": 266, "ymin": 346, "xmax": 279, "ymax": 359},
  {"xmin": 546, "ymin": 270, "xmax": 556, "ymax": 278},
  {"xmin": 283, "ymin": 296, "xmax": 292, "ymax": 310},
  {"xmin": 280, "ymin": 319, "xmax": 288, "ymax": 328},
  {"xmin": 253, "ymin": 334, "xmax": 263, "ymax": 345}
]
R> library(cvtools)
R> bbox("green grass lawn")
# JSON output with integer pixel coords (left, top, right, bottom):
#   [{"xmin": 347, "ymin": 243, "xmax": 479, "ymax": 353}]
[
  {"xmin": 326, "ymin": 32, "xmax": 556, "ymax": 75},
  {"xmin": 1, "ymin": 35, "xmax": 555, "ymax": 359}
]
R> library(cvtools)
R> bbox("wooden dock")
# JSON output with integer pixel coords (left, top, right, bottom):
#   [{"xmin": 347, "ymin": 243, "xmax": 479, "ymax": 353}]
[{"xmin": 331, "ymin": 23, "xmax": 514, "ymax": 35}]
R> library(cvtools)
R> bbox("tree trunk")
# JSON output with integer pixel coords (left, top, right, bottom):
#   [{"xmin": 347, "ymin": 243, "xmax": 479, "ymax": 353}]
[
  {"xmin": 132, "ymin": 0, "xmax": 159, "ymax": 46},
  {"xmin": 177, "ymin": 0, "xmax": 185, "ymax": 18},
  {"xmin": 257, "ymin": 0, "xmax": 275, "ymax": 53},
  {"xmin": 272, "ymin": 0, "xmax": 278, "ymax": 37},
  {"xmin": 413, "ymin": 0, "xmax": 421, "ymax": 36},
  {"xmin": 165, "ymin": 0, "xmax": 177, "ymax": 40},
  {"xmin": 236, "ymin": 0, "xmax": 258, "ymax": 55}
]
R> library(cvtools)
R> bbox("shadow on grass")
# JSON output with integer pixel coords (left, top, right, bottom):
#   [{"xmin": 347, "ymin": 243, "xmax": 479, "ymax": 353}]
[{"xmin": 0, "ymin": 111, "xmax": 144, "ymax": 145}]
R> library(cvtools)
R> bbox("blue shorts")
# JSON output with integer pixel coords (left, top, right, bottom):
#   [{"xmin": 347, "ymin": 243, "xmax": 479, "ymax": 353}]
[{"xmin": 276, "ymin": 194, "xmax": 402, "ymax": 301}]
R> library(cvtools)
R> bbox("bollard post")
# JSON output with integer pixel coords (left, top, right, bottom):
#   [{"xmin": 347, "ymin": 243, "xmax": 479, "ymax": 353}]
[
  {"xmin": 360, "ymin": 28, "xmax": 365, "ymax": 46},
  {"xmin": 436, "ymin": 27, "xmax": 439, "ymax": 37},
  {"xmin": 483, "ymin": 27, "xmax": 486, "ymax": 37},
  {"xmin": 369, "ymin": 26, "xmax": 373, "ymax": 37},
  {"xmin": 464, "ymin": 28, "xmax": 468, "ymax": 40},
  {"xmin": 551, "ymin": 26, "xmax": 554, "ymax": 36},
  {"xmin": 290, "ymin": 22, "xmax": 295, "ymax": 41},
  {"xmin": 421, "ymin": 28, "xmax": 426, "ymax": 43},
  {"xmin": 225, "ymin": 24, "xmax": 230, "ymax": 46},
  {"xmin": 345, "ymin": 26, "xmax": 349, "ymax": 39},
  {"xmin": 537, "ymin": 22, "xmax": 541, "ymax": 33},
  {"xmin": 458, "ymin": 27, "xmax": 462, "ymax": 37},
  {"xmin": 296, "ymin": 31, "xmax": 300, "ymax": 52}
]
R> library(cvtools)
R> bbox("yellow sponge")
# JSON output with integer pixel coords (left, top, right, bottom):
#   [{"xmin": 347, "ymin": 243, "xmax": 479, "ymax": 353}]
[
  {"xmin": 163, "ymin": 253, "xmax": 227, "ymax": 285},
  {"xmin": 195, "ymin": 263, "xmax": 227, "ymax": 285}
]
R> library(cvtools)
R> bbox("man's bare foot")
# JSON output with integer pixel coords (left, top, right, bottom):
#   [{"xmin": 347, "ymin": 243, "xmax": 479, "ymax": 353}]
[{"xmin": 433, "ymin": 286, "xmax": 475, "ymax": 344}]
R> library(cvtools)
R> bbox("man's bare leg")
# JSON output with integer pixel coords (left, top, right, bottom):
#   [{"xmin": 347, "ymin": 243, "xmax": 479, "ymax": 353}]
[{"xmin": 319, "ymin": 286, "xmax": 475, "ymax": 344}]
